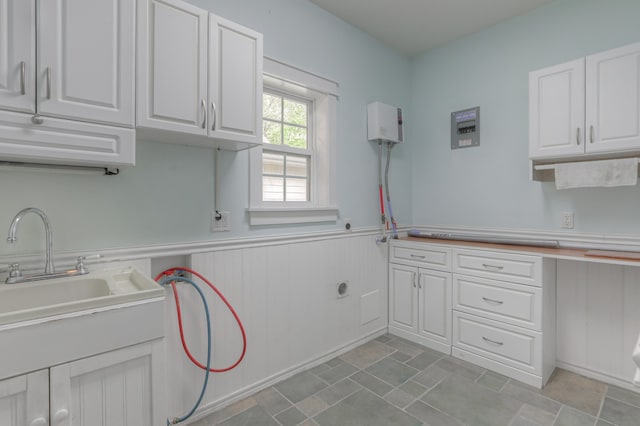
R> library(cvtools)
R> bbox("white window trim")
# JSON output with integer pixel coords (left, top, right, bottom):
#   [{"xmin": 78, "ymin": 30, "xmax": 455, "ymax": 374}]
[{"xmin": 248, "ymin": 57, "xmax": 339, "ymax": 226}]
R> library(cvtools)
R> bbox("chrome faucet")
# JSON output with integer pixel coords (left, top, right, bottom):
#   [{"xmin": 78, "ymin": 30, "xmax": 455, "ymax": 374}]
[
  {"xmin": 7, "ymin": 207, "xmax": 55, "ymax": 274},
  {"xmin": 5, "ymin": 208, "xmax": 93, "ymax": 284}
]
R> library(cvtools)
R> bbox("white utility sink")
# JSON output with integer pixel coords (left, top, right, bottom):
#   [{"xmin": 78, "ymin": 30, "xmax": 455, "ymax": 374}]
[{"xmin": 0, "ymin": 266, "xmax": 164, "ymax": 326}]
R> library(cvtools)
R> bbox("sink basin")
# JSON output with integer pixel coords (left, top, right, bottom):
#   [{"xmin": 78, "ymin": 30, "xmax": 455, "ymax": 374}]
[{"xmin": 0, "ymin": 266, "xmax": 164, "ymax": 326}]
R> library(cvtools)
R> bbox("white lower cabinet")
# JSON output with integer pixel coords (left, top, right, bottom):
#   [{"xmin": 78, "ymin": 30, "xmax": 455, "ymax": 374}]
[
  {"xmin": 389, "ymin": 240, "xmax": 557, "ymax": 388},
  {"xmin": 0, "ymin": 340, "xmax": 164, "ymax": 426},
  {"xmin": 389, "ymin": 241, "xmax": 452, "ymax": 354},
  {"xmin": 0, "ymin": 369, "xmax": 48, "ymax": 426},
  {"xmin": 451, "ymin": 248, "xmax": 557, "ymax": 388}
]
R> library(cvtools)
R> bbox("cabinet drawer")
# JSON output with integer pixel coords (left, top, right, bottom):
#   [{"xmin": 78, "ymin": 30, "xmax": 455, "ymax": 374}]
[
  {"xmin": 453, "ymin": 274, "xmax": 541, "ymax": 330},
  {"xmin": 453, "ymin": 249, "xmax": 541, "ymax": 286},
  {"xmin": 391, "ymin": 243, "xmax": 451, "ymax": 271},
  {"xmin": 0, "ymin": 110, "xmax": 135, "ymax": 167},
  {"xmin": 453, "ymin": 312, "xmax": 541, "ymax": 374}
]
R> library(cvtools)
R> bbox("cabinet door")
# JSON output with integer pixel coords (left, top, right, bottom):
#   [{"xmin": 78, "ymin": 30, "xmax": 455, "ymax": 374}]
[
  {"xmin": 137, "ymin": 0, "xmax": 208, "ymax": 135},
  {"xmin": 209, "ymin": 14, "xmax": 263, "ymax": 145},
  {"xmin": 389, "ymin": 263, "xmax": 417, "ymax": 333},
  {"xmin": 0, "ymin": 370, "xmax": 48, "ymax": 426},
  {"xmin": 38, "ymin": 0, "xmax": 135, "ymax": 127},
  {"xmin": 529, "ymin": 58, "xmax": 585, "ymax": 159},
  {"xmin": 50, "ymin": 341, "xmax": 165, "ymax": 426},
  {"xmin": 418, "ymin": 269, "xmax": 451, "ymax": 347},
  {"xmin": 586, "ymin": 42, "xmax": 640, "ymax": 153},
  {"xmin": 0, "ymin": 0, "xmax": 36, "ymax": 114}
]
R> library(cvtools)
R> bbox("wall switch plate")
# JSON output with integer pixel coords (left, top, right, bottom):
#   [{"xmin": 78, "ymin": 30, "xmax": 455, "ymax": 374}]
[
  {"xmin": 211, "ymin": 211, "xmax": 231, "ymax": 232},
  {"xmin": 561, "ymin": 212, "xmax": 574, "ymax": 229}
]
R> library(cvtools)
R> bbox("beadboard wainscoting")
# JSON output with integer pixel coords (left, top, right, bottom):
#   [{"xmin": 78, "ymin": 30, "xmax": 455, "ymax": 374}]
[
  {"xmin": 556, "ymin": 260, "xmax": 640, "ymax": 387},
  {"xmin": 163, "ymin": 233, "xmax": 389, "ymax": 419}
]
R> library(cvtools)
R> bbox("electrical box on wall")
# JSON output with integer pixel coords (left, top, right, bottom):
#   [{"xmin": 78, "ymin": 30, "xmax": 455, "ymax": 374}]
[
  {"xmin": 451, "ymin": 106, "xmax": 480, "ymax": 149},
  {"xmin": 367, "ymin": 101, "xmax": 404, "ymax": 144}
]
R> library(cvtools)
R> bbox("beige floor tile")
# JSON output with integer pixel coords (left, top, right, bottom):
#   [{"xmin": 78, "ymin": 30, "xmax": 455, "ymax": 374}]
[{"xmin": 541, "ymin": 369, "xmax": 606, "ymax": 416}]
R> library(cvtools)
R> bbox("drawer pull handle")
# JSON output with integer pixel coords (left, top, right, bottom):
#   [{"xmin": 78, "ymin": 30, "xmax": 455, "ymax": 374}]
[
  {"xmin": 482, "ymin": 263, "xmax": 504, "ymax": 271},
  {"xmin": 482, "ymin": 336, "xmax": 504, "ymax": 346},
  {"xmin": 410, "ymin": 254, "xmax": 426, "ymax": 259},
  {"xmin": 482, "ymin": 297, "xmax": 504, "ymax": 305},
  {"xmin": 20, "ymin": 61, "xmax": 26, "ymax": 95}
]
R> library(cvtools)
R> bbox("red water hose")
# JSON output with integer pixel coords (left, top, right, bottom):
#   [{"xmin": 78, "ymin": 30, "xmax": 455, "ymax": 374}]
[{"xmin": 155, "ymin": 267, "xmax": 247, "ymax": 373}]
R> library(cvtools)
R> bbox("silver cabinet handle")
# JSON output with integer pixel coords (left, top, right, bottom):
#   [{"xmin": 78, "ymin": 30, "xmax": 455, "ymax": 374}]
[
  {"xmin": 200, "ymin": 99, "xmax": 206, "ymax": 129},
  {"xmin": 418, "ymin": 274, "xmax": 422, "ymax": 289},
  {"xmin": 45, "ymin": 67, "xmax": 51, "ymax": 100},
  {"xmin": 412, "ymin": 272, "xmax": 416, "ymax": 288},
  {"xmin": 482, "ymin": 336, "xmax": 504, "ymax": 346},
  {"xmin": 590, "ymin": 125, "xmax": 594, "ymax": 144},
  {"xmin": 482, "ymin": 263, "xmax": 504, "ymax": 271},
  {"xmin": 20, "ymin": 61, "xmax": 26, "ymax": 95},
  {"xmin": 576, "ymin": 127, "xmax": 581, "ymax": 145},
  {"xmin": 410, "ymin": 254, "xmax": 425, "ymax": 259},
  {"xmin": 211, "ymin": 101, "xmax": 217, "ymax": 131},
  {"xmin": 482, "ymin": 297, "xmax": 504, "ymax": 305}
]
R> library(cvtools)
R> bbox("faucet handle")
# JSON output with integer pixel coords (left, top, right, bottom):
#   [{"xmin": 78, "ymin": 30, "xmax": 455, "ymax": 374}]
[
  {"xmin": 75, "ymin": 254, "xmax": 100, "ymax": 275},
  {"xmin": 75, "ymin": 257, "xmax": 89, "ymax": 274},
  {"xmin": 9, "ymin": 263, "xmax": 22, "ymax": 278}
]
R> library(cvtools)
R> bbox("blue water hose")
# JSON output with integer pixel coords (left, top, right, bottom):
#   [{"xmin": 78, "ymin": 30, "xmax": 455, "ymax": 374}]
[{"xmin": 159, "ymin": 275, "xmax": 212, "ymax": 425}]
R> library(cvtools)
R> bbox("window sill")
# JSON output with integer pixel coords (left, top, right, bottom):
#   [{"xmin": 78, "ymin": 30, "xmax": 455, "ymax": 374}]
[{"xmin": 247, "ymin": 207, "xmax": 339, "ymax": 226}]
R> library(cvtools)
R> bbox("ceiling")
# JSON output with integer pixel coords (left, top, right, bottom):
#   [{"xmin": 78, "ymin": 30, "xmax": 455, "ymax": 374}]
[{"xmin": 309, "ymin": 0, "xmax": 554, "ymax": 57}]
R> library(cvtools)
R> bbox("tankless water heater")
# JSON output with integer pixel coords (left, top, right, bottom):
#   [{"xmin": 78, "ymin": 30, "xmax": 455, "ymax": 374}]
[{"xmin": 367, "ymin": 101, "xmax": 404, "ymax": 144}]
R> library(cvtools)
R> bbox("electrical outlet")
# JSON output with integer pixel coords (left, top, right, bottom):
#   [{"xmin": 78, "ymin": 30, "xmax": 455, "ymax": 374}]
[
  {"xmin": 211, "ymin": 211, "xmax": 231, "ymax": 232},
  {"xmin": 561, "ymin": 212, "xmax": 574, "ymax": 229}
]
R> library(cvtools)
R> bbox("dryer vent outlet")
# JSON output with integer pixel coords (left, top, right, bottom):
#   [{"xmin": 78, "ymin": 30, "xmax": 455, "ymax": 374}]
[{"xmin": 336, "ymin": 281, "xmax": 349, "ymax": 299}]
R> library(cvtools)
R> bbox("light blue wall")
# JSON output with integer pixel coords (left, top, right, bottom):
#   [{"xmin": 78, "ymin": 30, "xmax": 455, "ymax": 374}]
[
  {"xmin": 0, "ymin": 0, "xmax": 411, "ymax": 257},
  {"xmin": 410, "ymin": 0, "xmax": 640, "ymax": 234}
]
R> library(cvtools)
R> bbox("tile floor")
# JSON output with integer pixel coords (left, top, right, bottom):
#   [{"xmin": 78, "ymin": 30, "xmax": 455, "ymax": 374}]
[{"xmin": 191, "ymin": 334, "xmax": 640, "ymax": 426}]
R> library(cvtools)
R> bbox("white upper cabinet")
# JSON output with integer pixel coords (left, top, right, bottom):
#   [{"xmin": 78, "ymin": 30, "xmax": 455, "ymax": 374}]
[
  {"xmin": 530, "ymin": 41, "xmax": 640, "ymax": 161},
  {"xmin": 209, "ymin": 15, "xmax": 263, "ymax": 146},
  {"xmin": 38, "ymin": 0, "xmax": 135, "ymax": 127},
  {"xmin": 0, "ymin": 0, "xmax": 36, "ymax": 114},
  {"xmin": 529, "ymin": 59, "xmax": 585, "ymax": 159},
  {"xmin": 586, "ymin": 43, "xmax": 640, "ymax": 153},
  {"xmin": 0, "ymin": 0, "xmax": 135, "ymax": 167},
  {"xmin": 137, "ymin": 0, "xmax": 263, "ymax": 150},
  {"xmin": 136, "ymin": 0, "xmax": 208, "ymax": 135}
]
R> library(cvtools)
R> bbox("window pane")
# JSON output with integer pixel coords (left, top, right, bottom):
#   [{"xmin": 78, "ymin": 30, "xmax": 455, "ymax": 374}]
[
  {"xmin": 284, "ymin": 99, "xmax": 307, "ymax": 126},
  {"xmin": 263, "ymin": 93, "xmax": 281, "ymax": 120},
  {"xmin": 286, "ymin": 155, "xmax": 308, "ymax": 178},
  {"xmin": 263, "ymin": 152, "xmax": 284, "ymax": 175},
  {"xmin": 286, "ymin": 178, "xmax": 308, "ymax": 202},
  {"xmin": 263, "ymin": 176, "xmax": 284, "ymax": 201},
  {"xmin": 283, "ymin": 125, "xmax": 307, "ymax": 149},
  {"xmin": 263, "ymin": 120, "xmax": 282, "ymax": 145}
]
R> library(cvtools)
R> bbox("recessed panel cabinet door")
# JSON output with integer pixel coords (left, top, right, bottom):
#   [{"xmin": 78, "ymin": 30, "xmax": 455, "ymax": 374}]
[
  {"xmin": 0, "ymin": 0, "xmax": 36, "ymax": 114},
  {"xmin": 0, "ymin": 370, "xmax": 48, "ymax": 426},
  {"xmin": 137, "ymin": 0, "xmax": 208, "ymax": 135},
  {"xmin": 38, "ymin": 0, "xmax": 135, "ymax": 127},
  {"xmin": 209, "ymin": 15, "xmax": 263, "ymax": 145},
  {"xmin": 418, "ymin": 269, "xmax": 451, "ymax": 347},
  {"xmin": 529, "ymin": 58, "xmax": 585, "ymax": 159},
  {"xmin": 389, "ymin": 263, "xmax": 418, "ymax": 333},
  {"xmin": 586, "ymin": 42, "xmax": 640, "ymax": 153}
]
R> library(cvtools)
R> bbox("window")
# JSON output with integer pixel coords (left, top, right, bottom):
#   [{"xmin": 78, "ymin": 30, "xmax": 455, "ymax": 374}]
[
  {"xmin": 248, "ymin": 58, "xmax": 339, "ymax": 226},
  {"xmin": 262, "ymin": 91, "xmax": 311, "ymax": 202}
]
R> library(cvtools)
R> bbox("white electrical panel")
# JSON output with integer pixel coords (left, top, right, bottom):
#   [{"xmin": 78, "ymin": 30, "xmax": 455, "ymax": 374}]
[{"xmin": 367, "ymin": 101, "xmax": 404, "ymax": 144}]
